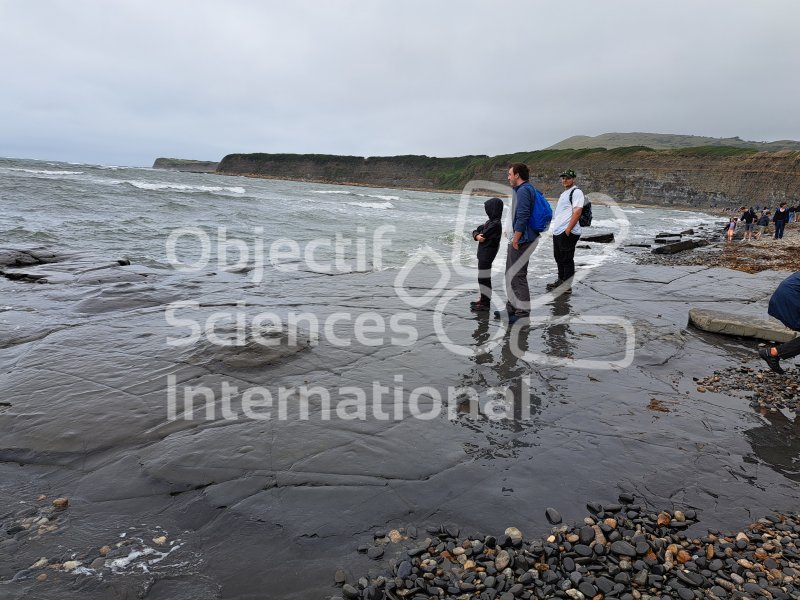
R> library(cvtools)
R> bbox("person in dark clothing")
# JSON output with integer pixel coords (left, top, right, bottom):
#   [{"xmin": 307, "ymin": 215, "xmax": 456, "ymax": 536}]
[
  {"xmin": 470, "ymin": 197, "xmax": 504, "ymax": 311},
  {"xmin": 759, "ymin": 271, "xmax": 800, "ymax": 374},
  {"xmin": 773, "ymin": 202, "xmax": 789, "ymax": 239},
  {"xmin": 495, "ymin": 163, "xmax": 540, "ymax": 324},
  {"xmin": 741, "ymin": 207, "xmax": 756, "ymax": 241}
]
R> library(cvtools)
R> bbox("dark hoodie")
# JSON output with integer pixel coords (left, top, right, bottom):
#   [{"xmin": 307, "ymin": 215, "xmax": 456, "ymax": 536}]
[
  {"xmin": 768, "ymin": 271, "xmax": 800, "ymax": 331},
  {"xmin": 472, "ymin": 197, "xmax": 504, "ymax": 262},
  {"xmin": 774, "ymin": 206, "xmax": 789, "ymax": 223}
]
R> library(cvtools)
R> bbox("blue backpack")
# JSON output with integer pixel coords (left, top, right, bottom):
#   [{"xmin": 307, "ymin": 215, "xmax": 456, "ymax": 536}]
[{"xmin": 528, "ymin": 185, "xmax": 553, "ymax": 232}]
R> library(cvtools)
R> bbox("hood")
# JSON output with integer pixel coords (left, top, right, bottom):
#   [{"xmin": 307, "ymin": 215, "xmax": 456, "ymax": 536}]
[{"xmin": 484, "ymin": 197, "xmax": 504, "ymax": 220}]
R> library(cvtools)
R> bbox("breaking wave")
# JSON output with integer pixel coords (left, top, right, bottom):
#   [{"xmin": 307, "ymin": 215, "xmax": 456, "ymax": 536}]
[
  {"xmin": 346, "ymin": 201, "xmax": 395, "ymax": 209},
  {"xmin": 9, "ymin": 168, "xmax": 84, "ymax": 175},
  {"xmin": 122, "ymin": 181, "xmax": 246, "ymax": 194},
  {"xmin": 311, "ymin": 190, "xmax": 400, "ymax": 202}
]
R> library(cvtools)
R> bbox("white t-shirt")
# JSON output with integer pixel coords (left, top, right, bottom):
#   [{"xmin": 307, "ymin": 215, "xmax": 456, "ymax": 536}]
[{"xmin": 552, "ymin": 186, "xmax": 585, "ymax": 236}]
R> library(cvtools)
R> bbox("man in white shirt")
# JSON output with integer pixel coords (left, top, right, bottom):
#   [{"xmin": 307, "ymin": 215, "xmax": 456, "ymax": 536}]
[{"xmin": 547, "ymin": 168, "xmax": 584, "ymax": 293}]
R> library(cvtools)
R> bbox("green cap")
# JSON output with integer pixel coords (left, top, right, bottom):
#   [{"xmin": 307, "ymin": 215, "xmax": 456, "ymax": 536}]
[{"xmin": 559, "ymin": 169, "xmax": 577, "ymax": 178}]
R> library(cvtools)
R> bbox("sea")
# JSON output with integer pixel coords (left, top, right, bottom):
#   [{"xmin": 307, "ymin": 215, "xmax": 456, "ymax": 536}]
[{"xmin": 0, "ymin": 157, "xmax": 717, "ymax": 282}]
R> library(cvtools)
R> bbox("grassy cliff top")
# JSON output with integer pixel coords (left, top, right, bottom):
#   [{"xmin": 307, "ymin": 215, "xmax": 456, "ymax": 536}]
[{"xmin": 546, "ymin": 132, "xmax": 800, "ymax": 152}]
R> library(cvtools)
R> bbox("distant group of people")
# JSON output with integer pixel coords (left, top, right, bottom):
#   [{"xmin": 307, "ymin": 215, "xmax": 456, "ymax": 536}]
[
  {"xmin": 470, "ymin": 163, "xmax": 585, "ymax": 325},
  {"xmin": 727, "ymin": 202, "xmax": 796, "ymax": 241}
]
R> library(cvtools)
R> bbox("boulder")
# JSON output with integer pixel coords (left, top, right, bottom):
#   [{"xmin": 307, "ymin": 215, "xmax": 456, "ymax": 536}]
[
  {"xmin": 582, "ymin": 232, "xmax": 614, "ymax": 243},
  {"xmin": 688, "ymin": 308, "xmax": 798, "ymax": 342}
]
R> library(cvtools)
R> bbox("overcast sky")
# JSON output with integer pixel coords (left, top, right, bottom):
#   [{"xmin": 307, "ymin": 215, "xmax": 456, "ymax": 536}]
[{"xmin": 2, "ymin": 1, "xmax": 799, "ymax": 166}]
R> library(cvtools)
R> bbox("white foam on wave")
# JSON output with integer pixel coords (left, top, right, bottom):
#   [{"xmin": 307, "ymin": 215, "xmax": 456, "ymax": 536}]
[
  {"xmin": 126, "ymin": 181, "xmax": 245, "ymax": 194},
  {"xmin": 587, "ymin": 218, "xmax": 627, "ymax": 228},
  {"xmin": 347, "ymin": 201, "xmax": 395, "ymax": 209},
  {"xmin": 9, "ymin": 168, "xmax": 84, "ymax": 175},
  {"xmin": 311, "ymin": 190, "xmax": 400, "ymax": 202},
  {"xmin": 621, "ymin": 208, "xmax": 644, "ymax": 213}
]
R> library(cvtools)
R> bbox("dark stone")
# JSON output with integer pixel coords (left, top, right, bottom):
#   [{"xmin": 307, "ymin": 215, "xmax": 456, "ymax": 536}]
[
  {"xmin": 635, "ymin": 541, "xmax": 649, "ymax": 555},
  {"xmin": 342, "ymin": 584, "xmax": 359, "ymax": 599},
  {"xmin": 484, "ymin": 576, "xmax": 497, "ymax": 589},
  {"xmin": 676, "ymin": 570, "xmax": 704, "ymax": 587},
  {"xmin": 676, "ymin": 586, "xmax": 695, "ymax": 600},
  {"xmin": 587, "ymin": 502, "xmax": 602, "ymax": 514},
  {"xmin": 743, "ymin": 583, "xmax": 762, "ymax": 595},
  {"xmin": 485, "ymin": 536, "xmax": 497, "ymax": 549},
  {"xmin": 578, "ymin": 582, "xmax": 597, "ymax": 597},
  {"xmin": 574, "ymin": 544, "xmax": 593, "ymax": 557},
  {"xmin": 610, "ymin": 540, "xmax": 637, "ymax": 557},
  {"xmin": 459, "ymin": 582, "xmax": 476, "ymax": 592},
  {"xmin": 709, "ymin": 559, "xmax": 724, "ymax": 571},
  {"xmin": 562, "ymin": 557, "xmax": 575, "ymax": 572},
  {"xmin": 569, "ymin": 571, "xmax": 582, "ymax": 585},
  {"xmin": 397, "ymin": 561, "xmax": 412, "ymax": 579},
  {"xmin": 542, "ymin": 571, "xmax": 559, "ymax": 584},
  {"xmin": 596, "ymin": 577, "xmax": 615, "ymax": 594},
  {"xmin": 545, "ymin": 508, "xmax": 562, "ymax": 524},
  {"xmin": 578, "ymin": 526, "xmax": 595, "ymax": 545},
  {"xmin": 367, "ymin": 546, "xmax": 384, "ymax": 560},
  {"xmin": 583, "ymin": 233, "xmax": 615, "ymax": 244},
  {"xmin": 508, "ymin": 583, "xmax": 523, "ymax": 596}
]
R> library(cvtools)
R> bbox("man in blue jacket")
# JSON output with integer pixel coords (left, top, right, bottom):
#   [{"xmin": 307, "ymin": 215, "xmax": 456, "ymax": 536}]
[
  {"xmin": 497, "ymin": 163, "xmax": 540, "ymax": 324},
  {"xmin": 759, "ymin": 271, "xmax": 800, "ymax": 373}
]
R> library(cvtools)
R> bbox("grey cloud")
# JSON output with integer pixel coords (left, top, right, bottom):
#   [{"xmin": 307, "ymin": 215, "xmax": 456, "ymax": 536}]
[{"xmin": 1, "ymin": 0, "xmax": 798, "ymax": 165}]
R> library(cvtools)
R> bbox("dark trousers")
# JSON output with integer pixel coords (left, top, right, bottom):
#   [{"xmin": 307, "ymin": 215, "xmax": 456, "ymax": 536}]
[
  {"xmin": 477, "ymin": 251, "xmax": 498, "ymax": 304},
  {"xmin": 552, "ymin": 232, "xmax": 580, "ymax": 282},
  {"xmin": 777, "ymin": 336, "xmax": 800, "ymax": 360},
  {"xmin": 505, "ymin": 240, "xmax": 536, "ymax": 316},
  {"xmin": 775, "ymin": 221, "xmax": 786, "ymax": 239}
]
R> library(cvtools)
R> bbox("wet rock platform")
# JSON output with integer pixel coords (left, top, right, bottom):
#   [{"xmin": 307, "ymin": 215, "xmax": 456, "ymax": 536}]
[{"xmin": 0, "ymin": 248, "xmax": 797, "ymax": 599}]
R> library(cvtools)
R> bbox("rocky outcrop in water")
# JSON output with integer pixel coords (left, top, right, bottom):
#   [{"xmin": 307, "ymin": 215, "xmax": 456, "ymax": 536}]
[{"xmin": 152, "ymin": 158, "xmax": 219, "ymax": 173}]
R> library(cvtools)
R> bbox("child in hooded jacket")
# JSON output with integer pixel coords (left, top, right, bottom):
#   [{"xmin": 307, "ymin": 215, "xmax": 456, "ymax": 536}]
[{"xmin": 470, "ymin": 197, "xmax": 504, "ymax": 311}]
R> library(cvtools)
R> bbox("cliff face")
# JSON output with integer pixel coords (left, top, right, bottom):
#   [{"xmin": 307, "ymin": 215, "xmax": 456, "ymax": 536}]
[
  {"xmin": 217, "ymin": 149, "xmax": 800, "ymax": 209},
  {"xmin": 512, "ymin": 151, "xmax": 800, "ymax": 208},
  {"xmin": 153, "ymin": 158, "xmax": 219, "ymax": 173}
]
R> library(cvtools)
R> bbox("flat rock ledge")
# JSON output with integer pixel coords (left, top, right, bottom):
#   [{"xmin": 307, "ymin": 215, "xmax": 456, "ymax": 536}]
[{"xmin": 688, "ymin": 308, "xmax": 798, "ymax": 343}]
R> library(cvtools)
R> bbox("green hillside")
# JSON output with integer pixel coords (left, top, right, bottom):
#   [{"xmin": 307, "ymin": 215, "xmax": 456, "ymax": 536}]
[{"xmin": 547, "ymin": 132, "xmax": 800, "ymax": 152}]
